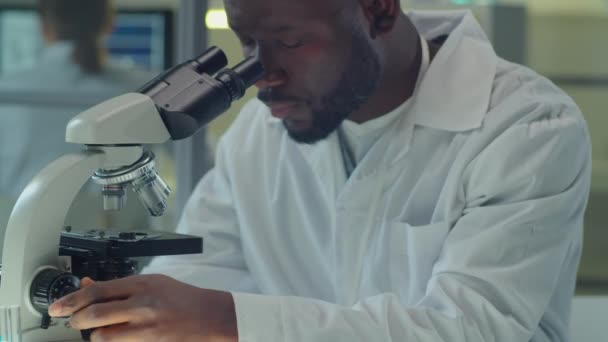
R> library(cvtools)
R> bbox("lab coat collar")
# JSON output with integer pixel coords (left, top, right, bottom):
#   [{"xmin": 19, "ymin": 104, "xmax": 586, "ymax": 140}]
[
  {"xmin": 369, "ymin": 10, "xmax": 498, "ymax": 171},
  {"xmin": 408, "ymin": 10, "xmax": 497, "ymax": 132}
]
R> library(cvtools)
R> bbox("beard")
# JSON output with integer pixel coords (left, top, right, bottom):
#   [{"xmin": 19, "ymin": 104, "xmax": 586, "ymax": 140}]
[{"xmin": 285, "ymin": 28, "xmax": 382, "ymax": 144}]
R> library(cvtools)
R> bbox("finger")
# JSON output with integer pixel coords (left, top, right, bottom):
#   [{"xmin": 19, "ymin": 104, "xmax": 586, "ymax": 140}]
[
  {"xmin": 91, "ymin": 323, "xmax": 156, "ymax": 342},
  {"xmin": 69, "ymin": 298, "xmax": 153, "ymax": 330},
  {"xmin": 49, "ymin": 276, "xmax": 145, "ymax": 317}
]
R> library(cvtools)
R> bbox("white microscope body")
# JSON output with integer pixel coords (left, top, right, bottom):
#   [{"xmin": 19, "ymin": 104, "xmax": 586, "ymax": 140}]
[
  {"xmin": 0, "ymin": 93, "xmax": 171, "ymax": 341},
  {"xmin": 0, "ymin": 47, "xmax": 262, "ymax": 341}
]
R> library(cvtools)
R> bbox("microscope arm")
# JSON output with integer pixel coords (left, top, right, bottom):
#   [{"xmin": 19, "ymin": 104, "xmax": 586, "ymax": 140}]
[{"xmin": 0, "ymin": 150, "xmax": 105, "ymax": 341}]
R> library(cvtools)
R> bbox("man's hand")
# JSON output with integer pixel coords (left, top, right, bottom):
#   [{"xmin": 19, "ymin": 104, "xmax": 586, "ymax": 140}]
[{"xmin": 48, "ymin": 274, "xmax": 238, "ymax": 342}]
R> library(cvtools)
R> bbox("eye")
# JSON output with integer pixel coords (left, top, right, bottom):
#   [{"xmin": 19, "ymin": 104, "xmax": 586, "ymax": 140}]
[
  {"xmin": 277, "ymin": 39, "xmax": 304, "ymax": 49},
  {"xmin": 240, "ymin": 37, "xmax": 256, "ymax": 48}
]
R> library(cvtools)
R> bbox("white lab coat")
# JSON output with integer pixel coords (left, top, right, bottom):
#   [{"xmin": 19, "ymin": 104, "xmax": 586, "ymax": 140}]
[
  {"xmin": 0, "ymin": 41, "xmax": 154, "ymax": 195},
  {"xmin": 144, "ymin": 11, "xmax": 591, "ymax": 342}
]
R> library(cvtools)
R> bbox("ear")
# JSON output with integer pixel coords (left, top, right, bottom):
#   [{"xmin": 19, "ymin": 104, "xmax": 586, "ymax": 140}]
[{"xmin": 359, "ymin": 0, "xmax": 400, "ymax": 39}]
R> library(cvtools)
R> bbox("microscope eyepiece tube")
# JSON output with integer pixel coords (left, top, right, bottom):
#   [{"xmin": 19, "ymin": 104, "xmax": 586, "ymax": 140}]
[
  {"xmin": 143, "ymin": 46, "xmax": 264, "ymax": 140},
  {"xmin": 215, "ymin": 56, "xmax": 264, "ymax": 102},
  {"xmin": 232, "ymin": 56, "xmax": 265, "ymax": 89},
  {"xmin": 190, "ymin": 46, "xmax": 228, "ymax": 75}
]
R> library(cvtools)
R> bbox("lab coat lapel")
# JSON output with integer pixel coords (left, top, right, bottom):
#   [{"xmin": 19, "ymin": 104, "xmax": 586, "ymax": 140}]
[
  {"xmin": 295, "ymin": 132, "xmax": 349, "ymax": 202},
  {"xmin": 409, "ymin": 11, "xmax": 496, "ymax": 132}
]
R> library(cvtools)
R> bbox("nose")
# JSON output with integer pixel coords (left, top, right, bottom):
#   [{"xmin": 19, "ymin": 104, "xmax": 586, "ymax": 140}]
[
  {"xmin": 252, "ymin": 46, "xmax": 287, "ymax": 89},
  {"xmin": 255, "ymin": 70, "xmax": 287, "ymax": 89}
]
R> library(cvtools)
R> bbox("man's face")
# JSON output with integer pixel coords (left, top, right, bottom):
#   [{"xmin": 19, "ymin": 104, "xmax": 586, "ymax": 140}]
[{"xmin": 225, "ymin": 0, "xmax": 381, "ymax": 144}]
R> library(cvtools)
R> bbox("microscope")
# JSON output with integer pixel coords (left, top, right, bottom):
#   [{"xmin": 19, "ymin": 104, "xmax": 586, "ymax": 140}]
[{"xmin": 0, "ymin": 47, "xmax": 263, "ymax": 341}]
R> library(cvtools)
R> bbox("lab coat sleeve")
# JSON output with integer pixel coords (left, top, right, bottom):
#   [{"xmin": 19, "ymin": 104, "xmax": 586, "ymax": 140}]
[
  {"xmin": 232, "ymin": 111, "xmax": 591, "ymax": 341},
  {"xmin": 141, "ymin": 135, "xmax": 256, "ymax": 292}
]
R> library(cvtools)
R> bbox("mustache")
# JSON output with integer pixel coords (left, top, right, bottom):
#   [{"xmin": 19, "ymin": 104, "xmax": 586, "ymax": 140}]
[{"xmin": 257, "ymin": 88, "xmax": 303, "ymax": 103}]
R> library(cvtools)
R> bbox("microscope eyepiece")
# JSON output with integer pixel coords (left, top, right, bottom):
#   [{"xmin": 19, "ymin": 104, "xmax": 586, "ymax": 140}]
[
  {"xmin": 215, "ymin": 56, "xmax": 265, "ymax": 102},
  {"xmin": 232, "ymin": 56, "xmax": 265, "ymax": 89}
]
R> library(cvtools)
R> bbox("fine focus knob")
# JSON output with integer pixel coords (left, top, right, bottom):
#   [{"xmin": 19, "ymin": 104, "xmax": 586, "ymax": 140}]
[{"xmin": 30, "ymin": 269, "xmax": 80, "ymax": 315}]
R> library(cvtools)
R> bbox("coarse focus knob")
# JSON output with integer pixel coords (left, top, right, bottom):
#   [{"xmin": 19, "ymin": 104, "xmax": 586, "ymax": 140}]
[{"xmin": 30, "ymin": 269, "xmax": 80, "ymax": 315}]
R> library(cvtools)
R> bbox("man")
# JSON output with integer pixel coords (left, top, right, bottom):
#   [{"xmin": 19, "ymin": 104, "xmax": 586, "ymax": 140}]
[{"xmin": 49, "ymin": 0, "xmax": 591, "ymax": 341}]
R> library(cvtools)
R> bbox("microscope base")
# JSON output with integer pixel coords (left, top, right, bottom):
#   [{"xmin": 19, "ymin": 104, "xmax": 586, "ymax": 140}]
[{"xmin": 1, "ymin": 304, "xmax": 83, "ymax": 341}]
